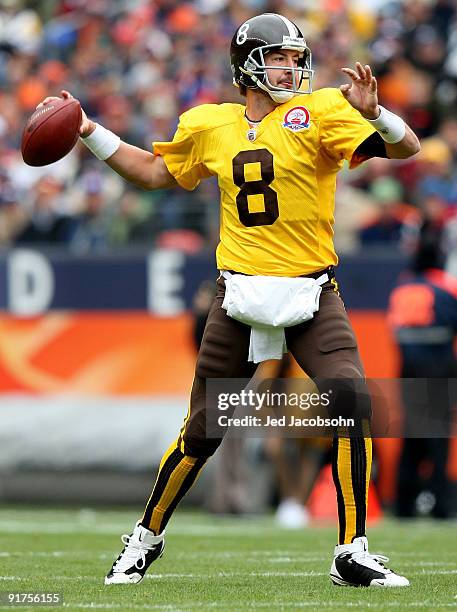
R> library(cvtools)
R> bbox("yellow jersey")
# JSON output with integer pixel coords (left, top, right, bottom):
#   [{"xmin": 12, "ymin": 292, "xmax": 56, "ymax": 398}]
[{"xmin": 153, "ymin": 88, "xmax": 376, "ymax": 276}]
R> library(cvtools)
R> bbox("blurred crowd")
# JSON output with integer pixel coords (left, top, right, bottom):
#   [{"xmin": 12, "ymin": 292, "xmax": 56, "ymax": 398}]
[{"xmin": 0, "ymin": 0, "xmax": 456, "ymax": 255}]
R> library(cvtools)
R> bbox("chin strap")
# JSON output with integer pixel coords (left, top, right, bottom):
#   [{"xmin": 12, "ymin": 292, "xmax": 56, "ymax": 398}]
[{"xmin": 250, "ymin": 74, "xmax": 296, "ymax": 103}]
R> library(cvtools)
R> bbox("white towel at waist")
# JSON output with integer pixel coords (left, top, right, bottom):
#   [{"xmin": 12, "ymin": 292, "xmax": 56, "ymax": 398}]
[{"xmin": 221, "ymin": 271, "xmax": 328, "ymax": 363}]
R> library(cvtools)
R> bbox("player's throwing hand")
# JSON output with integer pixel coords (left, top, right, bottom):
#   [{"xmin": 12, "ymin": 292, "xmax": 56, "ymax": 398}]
[
  {"xmin": 340, "ymin": 62, "xmax": 379, "ymax": 120},
  {"xmin": 36, "ymin": 89, "xmax": 95, "ymax": 137}
]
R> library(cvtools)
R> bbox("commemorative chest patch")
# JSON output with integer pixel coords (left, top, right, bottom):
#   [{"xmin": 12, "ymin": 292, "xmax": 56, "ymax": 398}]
[{"xmin": 282, "ymin": 106, "xmax": 310, "ymax": 132}]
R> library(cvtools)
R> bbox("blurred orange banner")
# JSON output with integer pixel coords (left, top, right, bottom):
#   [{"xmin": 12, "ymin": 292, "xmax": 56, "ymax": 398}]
[
  {"xmin": 0, "ymin": 313, "xmax": 196, "ymax": 395},
  {"xmin": 0, "ymin": 311, "xmax": 398, "ymax": 395}
]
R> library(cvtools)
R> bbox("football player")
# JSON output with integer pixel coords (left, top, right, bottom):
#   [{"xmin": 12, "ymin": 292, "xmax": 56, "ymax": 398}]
[{"xmin": 39, "ymin": 13, "xmax": 419, "ymax": 588}]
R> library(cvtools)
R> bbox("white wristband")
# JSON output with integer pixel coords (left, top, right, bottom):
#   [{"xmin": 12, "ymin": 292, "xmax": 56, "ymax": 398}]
[
  {"xmin": 367, "ymin": 105, "xmax": 406, "ymax": 144},
  {"xmin": 80, "ymin": 123, "xmax": 121, "ymax": 160}
]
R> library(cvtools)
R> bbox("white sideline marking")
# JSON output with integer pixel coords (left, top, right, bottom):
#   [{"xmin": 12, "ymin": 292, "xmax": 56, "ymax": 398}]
[
  {"xmin": 393, "ymin": 550, "xmax": 457, "ymax": 556},
  {"xmin": 3, "ymin": 551, "xmax": 67, "ymax": 557},
  {"xmin": 175, "ymin": 551, "xmax": 327, "ymax": 561},
  {"xmin": 1, "ymin": 550, "xmax": 326, "ymax": 561},
  {"xmin": 48, "ymin": 602, "xmax": 457, "ymax": 610},
  {"xmin": 412, "ymin": 570, "xmax": 457, "ymax": 575},
  {"xmin": 6, "ymin": 570, "xmax": 451, "ymax": 581},
  {"xmin": 3, "ymin": 550, "xmax": 457, "ymax": 569},
  {"xmin": 2, "ymin": 568, "xmax": 457, "ymax": 582},
  {"xmin": 0, "ymin": 576, "xmax": 115, "ymax": 581},
  {"xmin": 0, "ymin": 572, "xmax": 328, "ymax": 582},
  {"xmin": 0, "ymin": 521, "xmax": 277, "ymax": 536},
  {"xmin": 250, "ymin": 571, "xmax": 326, "ymax": 577},
  {"xmin": 146, "ymin": 573, "xmax": 201, "ymax": 579},
  {"xmin": 402, "ymin": 562, "xmax": 457, "ymax": 567},
  {"xmin": 61, "ymin": 606, "xmax": 182, "ymax": 610},
  {"xmin": 1, "ymin": 549, "xmax": 328, "ymax": 562},
  {"xmin": 0, "ymin": 551, "xmax": 96, "ymax": 558},
  {"xmin": 145, "ymin": 571, "xmax": 327, "ymax": 580}
]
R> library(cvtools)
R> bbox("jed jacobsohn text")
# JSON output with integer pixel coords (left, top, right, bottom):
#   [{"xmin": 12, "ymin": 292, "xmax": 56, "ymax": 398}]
[
  {"xmin": 218, "ymin": 414, "xmax": 355, "ymax": 428},
  {"xmin": 217, "ymin": 389, "xmax": 331, "ymax": 411}
]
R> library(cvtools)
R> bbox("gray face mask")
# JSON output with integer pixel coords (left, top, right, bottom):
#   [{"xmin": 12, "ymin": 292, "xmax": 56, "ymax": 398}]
[{"xmin": 240, "ymin": 41, "xmax": 314, "ymax": 103}]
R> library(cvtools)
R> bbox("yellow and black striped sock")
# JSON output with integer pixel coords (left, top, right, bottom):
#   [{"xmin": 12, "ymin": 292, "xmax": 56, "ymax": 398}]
[
  {"xmin": 141, "ymin": 438, "xmax": 207, "ymax": 535},
  {"xmin": 332, "ymin": 435, "xmax": 372, "ymax": 544}
]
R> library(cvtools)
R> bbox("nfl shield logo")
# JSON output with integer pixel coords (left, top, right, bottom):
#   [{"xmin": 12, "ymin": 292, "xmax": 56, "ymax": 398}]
[{"xmin": 283, "ymin": 106, "xmax": 310, "ymax": 132}]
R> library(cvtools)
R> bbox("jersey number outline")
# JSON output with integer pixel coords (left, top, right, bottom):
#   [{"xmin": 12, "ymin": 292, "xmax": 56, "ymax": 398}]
[
  {"xmin": 236, "ymin": 23, "xmax": 250, "ymax": 45},
  {"xmin": 232, "ymin": 149, "xmax": 279, "ymax": 227}
]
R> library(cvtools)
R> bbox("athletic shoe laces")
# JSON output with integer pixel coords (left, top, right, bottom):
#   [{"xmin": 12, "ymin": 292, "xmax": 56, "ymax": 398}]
[
  {"xmin": 351, "ymin": 550, "xmax": 391, "ymax": 574},
  {"xmin": 113, "ymin": 533, "xmax": 156, "ymax": 572}
]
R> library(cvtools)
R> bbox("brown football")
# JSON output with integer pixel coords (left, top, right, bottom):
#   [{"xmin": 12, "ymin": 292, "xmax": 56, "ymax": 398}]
[{"xmin": 21, "ymin": 97, "xmax": 82, "ymax": 167}]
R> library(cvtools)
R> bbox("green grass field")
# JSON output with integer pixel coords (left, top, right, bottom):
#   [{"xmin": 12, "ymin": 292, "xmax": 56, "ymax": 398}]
[{"xmin": 0, "ymin": 507, "xmax": 456, "ymax": 611}]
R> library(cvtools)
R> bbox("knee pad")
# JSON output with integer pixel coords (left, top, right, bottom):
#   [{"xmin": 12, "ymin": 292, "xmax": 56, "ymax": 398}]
[
  {"xmin": 182, "ymin": 432, "xmax": 222, "ymax": 459},
  {"xmin": 317, "ymin": 378, "xmax": 372, "ymax": 423}
]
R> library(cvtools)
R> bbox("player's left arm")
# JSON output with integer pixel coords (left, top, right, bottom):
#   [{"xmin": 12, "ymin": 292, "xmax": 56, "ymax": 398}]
[{"xmin": 341, "ymin": 62, "xmax": 420, "ymax": 159}]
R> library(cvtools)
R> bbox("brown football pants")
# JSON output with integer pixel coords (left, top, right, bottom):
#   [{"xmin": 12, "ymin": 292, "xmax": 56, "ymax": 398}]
[{"xmin": 141, "ymin": 275, "xmax": 372, "ymax": 544}]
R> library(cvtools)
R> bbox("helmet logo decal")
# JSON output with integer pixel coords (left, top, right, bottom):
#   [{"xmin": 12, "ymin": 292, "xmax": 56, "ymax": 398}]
[
  {"xmin": 283, "ymin": 106, "xmax": 310, "ymax": 132},
  {"xmin": 236, "ymin": 23, "xmax": 250, "ymax": 45},
  {"xmin": 281, "ymin": 35, "xmax": 306, "ymax": 51}
]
